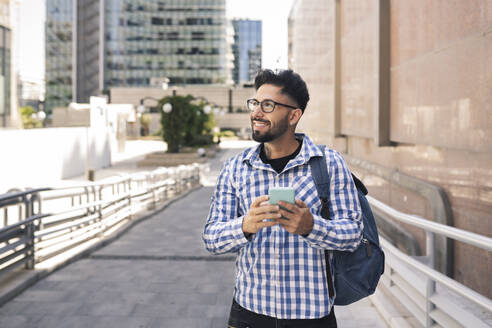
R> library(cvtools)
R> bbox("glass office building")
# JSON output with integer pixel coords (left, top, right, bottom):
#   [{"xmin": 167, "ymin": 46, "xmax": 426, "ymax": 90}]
[
  {"xmin": 232, "ymin": 19, "xmax": 261, "ymax": 85},
  {"xmin": 45, "ymin": 0, "xmax": 74, "ymax": 114},
  {"xmin": 0, "ymin": 0, "xmax": 11, "ymax": 127},
  {"xmin": 0, "ymin": 26, "xmax": 10, "ymax": 127},
  {"xmin": 45, "ymin": 0, "xmax": 232, "ymax": 114}
]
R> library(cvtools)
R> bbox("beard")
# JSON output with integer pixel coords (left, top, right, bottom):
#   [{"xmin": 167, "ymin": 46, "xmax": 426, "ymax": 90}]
[{"xmin": 251, "ymin": 114, "xmax": 289, "ymax": 143}]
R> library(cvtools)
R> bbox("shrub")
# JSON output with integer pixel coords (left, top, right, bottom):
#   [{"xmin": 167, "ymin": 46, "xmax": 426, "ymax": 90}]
[
  {"xmin": 20, "ymin": 106, "xmax": 42, "ymax": 129},
  {"xmin": 160, "ymin": 95, "xmax": 215, "ymax": 153}
]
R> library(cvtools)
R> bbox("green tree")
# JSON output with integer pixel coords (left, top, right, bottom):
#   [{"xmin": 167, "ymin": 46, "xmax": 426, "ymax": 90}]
[
  {"xmin": 160, "ymin": 95, "xmax": 214, "ymax": 153},
  {"xmin": 20, "ymin": 106, "xmax": 42, "ymax": 129}
]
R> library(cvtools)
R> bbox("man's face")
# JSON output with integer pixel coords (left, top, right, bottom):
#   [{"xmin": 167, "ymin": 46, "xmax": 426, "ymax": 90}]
[{"xmin": 250, "ymin": 84, "xmax": 298, "ymax": 143}]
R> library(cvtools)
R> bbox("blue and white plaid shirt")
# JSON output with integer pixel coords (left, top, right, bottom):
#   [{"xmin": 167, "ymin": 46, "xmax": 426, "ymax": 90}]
[{"xmin": 203, "ymin": 134, "xmax": 362, "ymax": 319}]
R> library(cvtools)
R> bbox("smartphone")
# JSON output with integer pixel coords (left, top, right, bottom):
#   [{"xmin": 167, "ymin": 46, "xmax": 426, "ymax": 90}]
[{"xmin": 268, "ymin": 187, "xmax": 295, "ymax": 206}]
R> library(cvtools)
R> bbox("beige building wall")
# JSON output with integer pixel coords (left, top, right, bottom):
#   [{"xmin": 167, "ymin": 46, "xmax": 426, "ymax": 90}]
[
  {"xmin": 289, "ymin": 0, "xmax": 334, "ymax": 144},
  {"xmin": 289, "ymin": 0, "xmax": 491, "ymax": 298},
  {"xmin": 110, "ymin": 85, "xmax": 255, "ymax": 113},
  {"xmin": 110, "ymin": 85, "xmax": 254, "ymax": 132}
]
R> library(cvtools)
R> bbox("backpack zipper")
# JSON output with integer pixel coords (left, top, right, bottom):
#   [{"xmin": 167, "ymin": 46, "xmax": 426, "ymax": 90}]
[{"xmin": 362, "ymin": 238, "xmax": 371, "ymax": 257}]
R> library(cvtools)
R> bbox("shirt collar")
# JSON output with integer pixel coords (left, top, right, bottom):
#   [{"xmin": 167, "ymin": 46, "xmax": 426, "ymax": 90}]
[{"xmin": 242, "ymin": 134, "xmax": 324, "ymax": 171}]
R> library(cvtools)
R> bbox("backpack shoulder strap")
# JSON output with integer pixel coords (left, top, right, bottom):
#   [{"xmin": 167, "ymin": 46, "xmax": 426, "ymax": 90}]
[
  {"xmin": 351, "ymin": 173, "xmax": 368, "ymax": 195},
  {"xmin": 309, "ymin": 145, "xmax": 336, "ymax": 298},
  {"xmin": 309, "ymin": 145, "xmax": 331, "ymax": 219}
]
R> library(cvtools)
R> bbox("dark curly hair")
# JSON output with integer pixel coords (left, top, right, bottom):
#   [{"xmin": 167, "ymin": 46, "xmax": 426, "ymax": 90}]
[{"xmin": 254, "ymin": 69, "xmax": 310, "ymax": 112}]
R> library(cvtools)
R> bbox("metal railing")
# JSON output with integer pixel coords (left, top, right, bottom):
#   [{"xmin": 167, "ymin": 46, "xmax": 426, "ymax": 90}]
[
  {"xmin": 368, "ymin": 196, "xmax": 492, "ymax": 328},
  {"xmin": 0, "ymin": 164, "xmax": 202, "ymax": 277}
]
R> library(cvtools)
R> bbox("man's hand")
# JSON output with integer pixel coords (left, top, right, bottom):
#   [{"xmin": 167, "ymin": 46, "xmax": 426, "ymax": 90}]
[
  {"xmin": 243, "ymin": 195, "xmax": 280, "ymax": 236},
  {"xmin": 277, "ymin": 199, "xmax": 314, "ymax": 236}
]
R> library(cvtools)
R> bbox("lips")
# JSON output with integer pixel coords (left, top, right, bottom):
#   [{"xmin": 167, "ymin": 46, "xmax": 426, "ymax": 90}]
[
  {"xmin": 252, "ymin": 120, "xmax": 270, "ymax": 133},
  {"xmin": 252, "ymin": 119, "xmax": 270, "ymax": 128}
]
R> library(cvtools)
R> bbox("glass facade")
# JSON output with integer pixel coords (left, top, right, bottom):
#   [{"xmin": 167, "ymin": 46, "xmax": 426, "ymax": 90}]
[
  {"xmin": 232, "ymin": 19, "xmax": 261, "ymax": 85},
  {"xmin": 0, "ymin": 0, "xmax": 10, "ymax": 127},
  {"xmin": 45, "ymin": 0, "xmax": 73, "ymax": 114},
  {"xmin": 105, "ymin": 0, "xmax": 231, "ymax": 87},
  {"xmin": 0, "ymin": 25, "xmax": 10, "ymax": 127},
  {"xmin": 45, "ymin": 0, "xmax": 231, "ymax": 114}
]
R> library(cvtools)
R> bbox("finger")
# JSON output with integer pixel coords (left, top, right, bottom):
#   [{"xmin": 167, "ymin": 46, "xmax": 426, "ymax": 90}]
[
  {"xmin": 295, "ymin": 199, "xmax": 308, "ymax": 208},
  {"xmin": 279, "ymin": 209, "xmax": 296, "ymax": 221},
  {"xmin": 253, "ymin": 212, "xmax": 282, "ymax": 222},
  {"xmin": 253, "ymin": 205, "xmax": 280, "ymax": 215},
  {"xmin": 252, "ymin": 195, "xmax": 269, "ymax": 208},
  {"xmin": 277, "ymin": 201, "xmax": 297, "ymax": 213}
]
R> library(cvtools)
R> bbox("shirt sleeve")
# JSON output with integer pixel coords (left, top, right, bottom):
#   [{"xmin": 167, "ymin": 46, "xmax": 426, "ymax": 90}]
[
  {"xmin": 202, "ymin": 159, "xmax": 249, "ymax": 254},
  {"xmin": 303, "ymin": 150, "xmax": 363, "ymax": 251}
]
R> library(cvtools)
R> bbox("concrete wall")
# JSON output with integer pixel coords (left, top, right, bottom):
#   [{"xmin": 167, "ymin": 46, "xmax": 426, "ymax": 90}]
[
  {"xmin": 0, "ymin": 126, "xmax": 111, "ymax": 193},
  {"xmin": 110, "ymin": 85, "xmax": 254, "ymax": 132},
  {"xmin": 289, "ymin": 0, "xmax": 492, "ymax": 297}
]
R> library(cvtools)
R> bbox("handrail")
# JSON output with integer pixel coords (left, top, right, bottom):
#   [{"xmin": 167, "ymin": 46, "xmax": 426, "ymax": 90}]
[
  {"xmin": 368, "ymin": 194, "xmax": 492, "ymax": 327},
  {"xmin": 345, "ymin": 154, "xmax": 454, "ymax": 276},
  {"xmin": 368, "ymin": 196, "xmax": 492, "ymax": 252},
  {"xmin": 0, "ymin": 213, "xmax": 49, "ymax": 234},
  {"xmin": 0, "ymin": 163, "xmax": 204, "ymax": 278},
  {"xmin": 0, "ymin": 188, "xmax": 51, "ymax": 207},
  {"xmin": 40, "ymin": 165, "xmax": 182, "ymax": 192},
  {"xmin": 381, "ymin": 238, "xmax": 492, "ymax": 313}
]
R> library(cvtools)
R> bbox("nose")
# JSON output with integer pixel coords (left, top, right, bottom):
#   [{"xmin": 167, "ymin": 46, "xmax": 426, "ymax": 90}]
[{"xmin": 250, "ymin": 104, "xmax": 264, "ymax": 116}]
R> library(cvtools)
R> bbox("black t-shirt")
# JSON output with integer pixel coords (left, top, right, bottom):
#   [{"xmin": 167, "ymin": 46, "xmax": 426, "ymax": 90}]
[{"xmin": 259, "ymin": 141, "xmax": 302, "ymax": 174}]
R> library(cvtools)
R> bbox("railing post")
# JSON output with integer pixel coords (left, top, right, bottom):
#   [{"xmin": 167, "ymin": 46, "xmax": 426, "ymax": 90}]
[
  {"xmin": 426, "ymin": 231, "xmax": 436, "ymax": 270},
  {"xmin": 151, "ymin": 173, "xmax": 156, "ymax": 209},
  {"xmin": 84, "ymin": 187, "xmax": 90, "ymax": 215},
  {"xmin": 163, "ymin": 169, "xmax": 169, "ymax": 200},
  {"xmin": 3, "ymin": 207, "xmax": 8, "ymax": 227},
  {"xmin": 97, "ymin": 186, "xmax": 104, "ymax": 237},
  {"xmin": 25, "ymin": 221, "xmax": 35, "ymax": 269},
  {"xmin": 90, "ymin": 186, "xmax": 96, "ymax": 215},
  {"xmin": 24, "ymin": 193, "xmax": 35, "ymax": 269},
  {"xmin": 127, "ymin": 178, "xmax": 133, "ymax": 218},
  {"xmin": 35, "ymin": 192, "xmax": 44, "ymax": 230},
  {"xmin": 425, "ymin": 231, "xmax": 436, "ymax": 327}
]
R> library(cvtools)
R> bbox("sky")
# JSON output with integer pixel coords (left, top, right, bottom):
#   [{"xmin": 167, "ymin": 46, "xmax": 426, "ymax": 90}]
[
  {"xmin": 226, "ymin": 0, "xmax": 295, "ymax": 69},
  {"xmin": 18, "ymin": 0, "xmax": 295, "ymax": 81},
  {"xmin": 18, "ymin": 0, "xmax": 45, "ymax": 81}
]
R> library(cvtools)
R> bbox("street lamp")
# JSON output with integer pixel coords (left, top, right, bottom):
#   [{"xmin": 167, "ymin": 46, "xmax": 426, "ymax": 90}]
[
  {"xmin": 163, "ymin": 103, "xmax": 172, "ymax": 113},
  {"xmin": 138, "ymin": 96, "xmax": 173, "ymax": 114},
  {"xmin": 192, "ymin": 96, "xmax": 221, "ymax": 116},
  {"xmin": 137, "ymin": 104, "xmax": 146, "ymax": 115},
  {"xmin": 36, "ymin": 111, "xmax": 46, "ymax": 121}
]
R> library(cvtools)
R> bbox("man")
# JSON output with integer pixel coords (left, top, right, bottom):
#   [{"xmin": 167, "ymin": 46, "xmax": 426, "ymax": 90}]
[{"xmin": 203, "ymin": 69, "xmax": 363, "ymax": 327}]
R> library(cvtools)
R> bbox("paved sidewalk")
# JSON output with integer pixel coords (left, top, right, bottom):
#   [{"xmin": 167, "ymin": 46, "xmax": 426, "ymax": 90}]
[{"xmin": 0, "ymin": 140, "xmax": 388, "ymax": 328}]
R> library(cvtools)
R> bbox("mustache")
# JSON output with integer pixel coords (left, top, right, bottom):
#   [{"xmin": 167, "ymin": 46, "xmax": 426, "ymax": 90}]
[{"xmin": 252, "ymin": 118, "xmax": 270, "ymax": 124}]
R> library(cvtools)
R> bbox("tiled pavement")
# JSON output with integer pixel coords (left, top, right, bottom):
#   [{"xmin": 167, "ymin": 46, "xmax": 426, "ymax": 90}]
[{"xmin": 0, "ymin": 141, "xmax": 388, "ymax": 328}]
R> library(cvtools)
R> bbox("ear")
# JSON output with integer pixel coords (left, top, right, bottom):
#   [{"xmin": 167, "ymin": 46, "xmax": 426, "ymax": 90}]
[{"xmin": 289, "ymin": 108, "xmax": 303, "ymax": 126}]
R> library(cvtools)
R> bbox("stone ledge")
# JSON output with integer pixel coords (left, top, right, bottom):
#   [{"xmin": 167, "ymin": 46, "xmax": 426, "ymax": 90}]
[
  {"xmin": 137, "ymin": 145, "xmax": 219, "ymax": 167},
  {"xmin": 137, "ymin": 152, "xmax": 207, "ymax": 167}
]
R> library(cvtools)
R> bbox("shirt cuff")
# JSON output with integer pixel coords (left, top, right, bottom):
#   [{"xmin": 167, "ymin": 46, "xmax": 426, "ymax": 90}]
[
  {"xmin": 303, "ymin": 215, "xmax": 328, "ymax": 246},
  {"xmin": 231, "ymin": 216, "xmax": 250, "ymax": 246}
]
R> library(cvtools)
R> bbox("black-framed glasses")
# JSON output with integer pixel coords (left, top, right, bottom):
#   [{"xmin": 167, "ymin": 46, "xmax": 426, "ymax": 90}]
[{"xmin": 247, "ymin": 98, "xmax": 298, "ymax": 113}]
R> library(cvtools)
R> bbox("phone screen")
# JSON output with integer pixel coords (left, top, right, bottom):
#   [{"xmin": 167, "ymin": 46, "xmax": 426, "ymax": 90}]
[{"xmin": 268, "ymin": 187, "xmax": 295, "ymax": 205}]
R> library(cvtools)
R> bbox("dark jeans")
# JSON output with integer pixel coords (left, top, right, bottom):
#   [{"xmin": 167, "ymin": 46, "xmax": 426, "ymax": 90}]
[{"xmin": 227, "ymin": 299, "xmax": 337, "ymax": 328}]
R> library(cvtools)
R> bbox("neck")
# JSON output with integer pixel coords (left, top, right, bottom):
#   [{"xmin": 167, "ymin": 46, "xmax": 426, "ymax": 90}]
[{"xmin": 263, "ymin": 133, "xmax": 300, "ymax": 160}]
